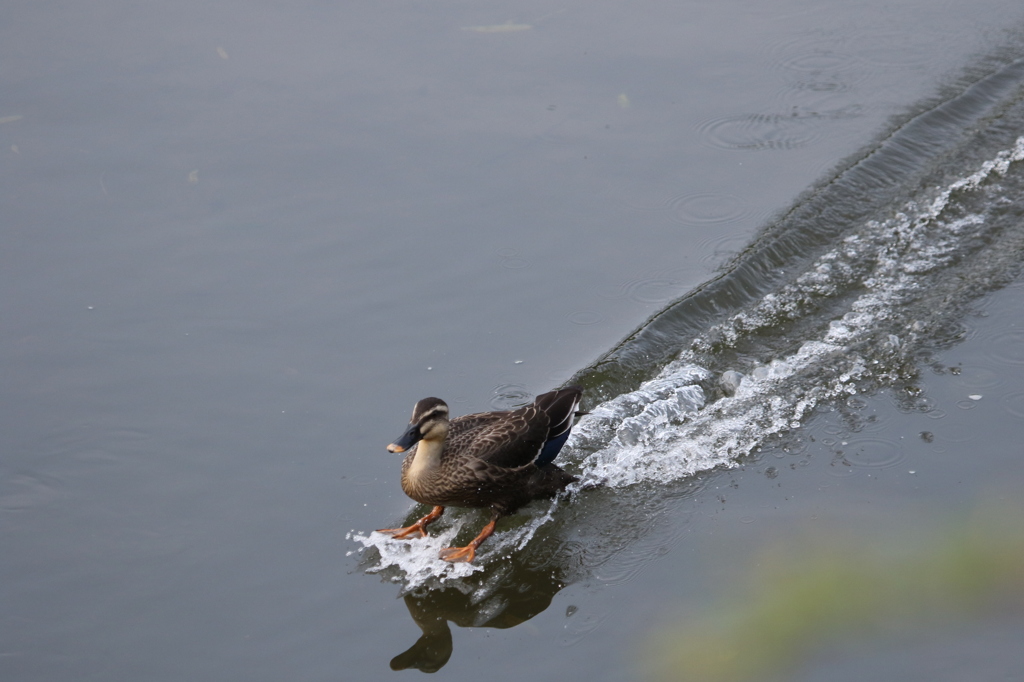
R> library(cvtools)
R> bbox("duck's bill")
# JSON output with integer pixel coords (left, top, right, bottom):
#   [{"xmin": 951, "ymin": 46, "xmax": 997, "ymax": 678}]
[{"xmin": 387, "ymin": 424, "xmax": 421, "ymax": 453}]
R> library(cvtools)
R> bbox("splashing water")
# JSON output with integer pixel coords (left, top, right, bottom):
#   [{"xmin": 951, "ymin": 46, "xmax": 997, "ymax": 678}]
[
  {"xmin": 348, "ymin": 502, "xmax": 561, "ymax": 592},
  {"xmin": 568, "ymin": 135, "xmax": 1024, "ymax": 487}
]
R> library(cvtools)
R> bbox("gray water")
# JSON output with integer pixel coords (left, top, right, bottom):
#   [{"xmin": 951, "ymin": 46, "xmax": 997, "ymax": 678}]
[{"xmin": 4, "ymin": 1, "xmax": 1024, "ymax": 681}]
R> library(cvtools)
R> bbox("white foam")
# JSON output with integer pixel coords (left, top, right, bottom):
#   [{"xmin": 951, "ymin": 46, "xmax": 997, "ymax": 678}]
[{"xmin": 348, "ymin": 501, "xmax": 560, "ymax": 592}]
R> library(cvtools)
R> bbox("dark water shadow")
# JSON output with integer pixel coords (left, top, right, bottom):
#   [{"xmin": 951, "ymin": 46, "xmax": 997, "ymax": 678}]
[{"xmin": 389, "ymin": 567, "xmax": 565, "ymax": 673}]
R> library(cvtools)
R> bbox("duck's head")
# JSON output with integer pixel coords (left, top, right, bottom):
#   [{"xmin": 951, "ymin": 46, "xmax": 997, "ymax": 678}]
[{"xmin": 387, "ymin": 397, "xmax": 450, "ymax": 453}]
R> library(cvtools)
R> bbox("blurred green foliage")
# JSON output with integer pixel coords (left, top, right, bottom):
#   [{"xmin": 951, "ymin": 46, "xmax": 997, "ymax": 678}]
[{"xmin": 644, "ymin": 503, "xmax": 1024, "ymax": 681}]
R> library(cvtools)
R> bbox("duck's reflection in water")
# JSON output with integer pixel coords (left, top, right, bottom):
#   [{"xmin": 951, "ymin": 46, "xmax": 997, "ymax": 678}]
[{"xmin": 389, "ymin": 567, "xmax": 565, "ymax": 672}]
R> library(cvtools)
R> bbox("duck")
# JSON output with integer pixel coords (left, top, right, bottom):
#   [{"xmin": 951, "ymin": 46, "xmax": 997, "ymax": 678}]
[{"xmin": 378, "ymin": 386, "xmax": 584, "ymax": 563}]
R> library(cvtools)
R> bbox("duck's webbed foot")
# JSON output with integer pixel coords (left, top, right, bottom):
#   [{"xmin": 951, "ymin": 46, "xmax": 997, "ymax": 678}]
[
  {"xmin": 438, "ymin": 516, "xmax": 498, "ymax": 563},
  {"xmin": 378, "ymin": 506, "xmax": 445, "ymax": 539}
]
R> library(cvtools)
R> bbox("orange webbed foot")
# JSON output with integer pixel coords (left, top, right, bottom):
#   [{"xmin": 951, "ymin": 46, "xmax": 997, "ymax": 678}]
[
  {"xmin": 376, "ymin": 506, "xmax": 444, "ymax": 540},
  {"xmin": 436, "ymin": 516, "xmax": 499, "ymax": 563},
  {"xmin": 377, "ymin": 524, "xmax": 428, "ymax": 540},
  {"xmin": 438, "ymin": 545, "xmax": 477, "ymax": 563}
]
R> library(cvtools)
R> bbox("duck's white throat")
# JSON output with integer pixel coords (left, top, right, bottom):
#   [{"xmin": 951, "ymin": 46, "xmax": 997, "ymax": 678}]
[{"xmin": 406, "ymin": 438, "xmax": 444, "ymax": 483}]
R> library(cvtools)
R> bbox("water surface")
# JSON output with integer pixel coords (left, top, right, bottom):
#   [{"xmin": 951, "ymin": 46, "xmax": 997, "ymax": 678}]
[{"xmin": 3, "ymin": 1, "xmax": 1024, "ymax": 680}]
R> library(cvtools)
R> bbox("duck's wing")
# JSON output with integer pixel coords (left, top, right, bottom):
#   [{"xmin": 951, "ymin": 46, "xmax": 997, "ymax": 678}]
[
  {"xmin": 448, "ymin": 386, "xmax": 583, "ymax": 469},
  {"xmin": 446, "ymin": 410, "xmax": 546, "ymax": 469}
]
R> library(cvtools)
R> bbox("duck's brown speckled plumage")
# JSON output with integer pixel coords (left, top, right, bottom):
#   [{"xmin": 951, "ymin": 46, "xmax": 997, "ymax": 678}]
[{"xmin": 378, "ymin": 387, "xmax": 583, "ymax": 562}]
